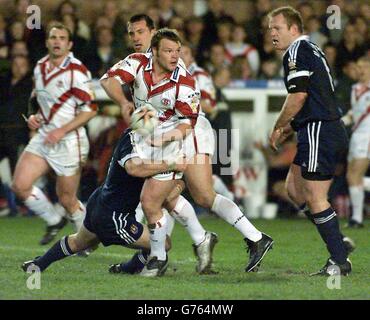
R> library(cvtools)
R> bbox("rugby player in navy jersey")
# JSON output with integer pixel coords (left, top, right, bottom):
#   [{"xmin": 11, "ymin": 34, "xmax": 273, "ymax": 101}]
[
  {"xmin": 21, "ymin": 120, "xmax": 187, "ymax": 274},
  {"xmin": 268, "ymin": 6, "xmax": 354, "ymax": 276}
]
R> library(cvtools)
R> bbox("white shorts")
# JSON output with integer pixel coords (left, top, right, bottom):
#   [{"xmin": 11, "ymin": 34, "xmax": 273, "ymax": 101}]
[
  {"xmin": 184, "ymin": 115, "xmax": 215, "ymax": 159},
  {"xmin": 25, "ymin": 132, "xmax": 89, "ymax": 176},
  {"xmin": 348, "ymin": 129, "xmax": 370, "ymax": 161},
  {"xmin": 131, "ymin": 131, "xmax": 184, "ymax": 181}
]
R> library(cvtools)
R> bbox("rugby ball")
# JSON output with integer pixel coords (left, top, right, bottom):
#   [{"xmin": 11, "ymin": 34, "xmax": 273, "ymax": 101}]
[{"xmin": 130, "ymin": 103, "xmax": 159, "ymax": 136}]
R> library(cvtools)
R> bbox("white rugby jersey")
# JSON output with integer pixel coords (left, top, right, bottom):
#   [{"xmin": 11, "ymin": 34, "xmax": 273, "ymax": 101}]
[
  {"xmin": 101, "ymin": 53, "xmax": 199, "ymax": 130},
  {"xmin": 225, "ymin": 42, "xmax": 260, "ymax": 75},
  {"xmin": 34, "ymin": 52, "xmax": 96, "ymax": 140},
  {"xmin": 188, "ymin": 62, "xmax": 216, "ymax": 110},
  {"xmin": 351, "ymin": 81, "xmax": 370, "ymax": 131}
]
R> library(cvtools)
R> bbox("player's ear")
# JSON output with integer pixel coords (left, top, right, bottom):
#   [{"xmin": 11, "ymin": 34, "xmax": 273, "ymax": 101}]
[{"xmin": 68, "ymin": 41, "xmax": 73, "ymax": 50}]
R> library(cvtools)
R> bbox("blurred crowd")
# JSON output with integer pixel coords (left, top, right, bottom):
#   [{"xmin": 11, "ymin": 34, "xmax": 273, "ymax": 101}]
[{"xmin": 0, "ymin": 0, "xmax": 369, "ymax": 217}]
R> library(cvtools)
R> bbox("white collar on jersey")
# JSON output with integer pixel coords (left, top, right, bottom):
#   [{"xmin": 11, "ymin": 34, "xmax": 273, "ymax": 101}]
[
  {"xmin": 283, "ymin": 35, "xmax": 310, "ymax": 58},
  {"xmin": 38, "ymin": 52, "xmax": 74, "ymax": 69},
  {"xmin": 144, "ymin": 56, "xmax": 181, "ymax": 83},
  {"xmin": 188, "ymin": 62, "xmax": 198, "ymax": 75}
]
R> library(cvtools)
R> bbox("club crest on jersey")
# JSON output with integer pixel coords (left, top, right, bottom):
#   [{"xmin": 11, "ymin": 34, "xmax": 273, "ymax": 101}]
[
  {"xmin": 130, "ymin": 224, "xmax": 138, "ymax": 235},
  {"xmin": 288, "ymin": 60, "xmax": 296, "ymax": 70},
  {"xmin": 161, "ymin": 98, "xmax": 171, "ymax": 106},
  {"xmin": 56, "ymin": 80, "xmax": 64, "ymax": 88}
]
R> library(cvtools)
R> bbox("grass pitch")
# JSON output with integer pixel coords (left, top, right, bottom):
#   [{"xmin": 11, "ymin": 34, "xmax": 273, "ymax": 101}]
[{"xmin": 0, "ymin": 215, "xmax": 368, "ymax": 300}]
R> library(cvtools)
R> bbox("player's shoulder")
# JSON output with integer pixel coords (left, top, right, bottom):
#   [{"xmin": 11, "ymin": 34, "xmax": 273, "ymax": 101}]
[
  {"xmin": 127, "ymin": 52, "xmax": 151, "ymax": 64},
  {"xmin": 285, "ymin": 36, "xmax": 312, "ymax": 62},
  {"xmin": 68, "ymin": 56, "xmax": 90, "ymax": 76},
  {"xmin": 189, "ymin": 62, "xmax": 210, "ymax": 78},
  {"xmin": 177, "ymin": 65, "xmax": 196, "ymax": 88}
]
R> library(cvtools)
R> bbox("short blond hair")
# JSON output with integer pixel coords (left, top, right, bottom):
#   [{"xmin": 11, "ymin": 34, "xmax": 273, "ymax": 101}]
[{"xmin": 268, "ymin": 6, "xmax": 304, "ymax": 33}]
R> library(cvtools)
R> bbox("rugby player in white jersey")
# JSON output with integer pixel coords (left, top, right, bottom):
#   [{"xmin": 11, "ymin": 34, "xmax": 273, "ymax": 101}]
[
  {"xmin": 11, "ymin": 23, "xmax": 97, "ymax": 245},
  {"xmin": 101, "ymin": 28, "xmax": 209, "ymax": 276},
  {"xmin": 344, "ymin": 56, "xmax": 370, "ymax": 228},
  {"xmin": 103, "ymin": 15, "xmax": 274, "ymax": 275}
]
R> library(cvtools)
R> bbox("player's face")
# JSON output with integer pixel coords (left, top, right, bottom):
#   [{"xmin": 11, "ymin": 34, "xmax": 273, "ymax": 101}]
[
  {"xmin": 180, "ymin": 45, "xmax": 193, "ymax": 67},
  {"xmin": 128, "ymin": 20, "xmax": 154, "ymax": 53},
  {"xmin": 46, "ymin": 28, "xmax": 72, "ymax": 58},
  {"xmin": 268, "ymin": 13, "xmax": 296, "ymax": 51},
  {"xmin": 154, "ymin": 39, "xmax": 181, "ymax": 73}
]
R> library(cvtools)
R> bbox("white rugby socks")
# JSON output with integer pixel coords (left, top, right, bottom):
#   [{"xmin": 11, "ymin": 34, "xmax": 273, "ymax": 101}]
[
  {"xmin": 211, "ymin": 194, "xmax": 262, "ymax": 242},
  {"xmin": 25, "ymin": 186, "xmax": 61, "ymax": 226},
  {"xmin": 171, "ymin": 195, "xmax": 206, "ymax": 246},
  {"xmin": 149, "ymin": 214, "xmax": 167, "ymax": 261},
  {"xmin": 213, "ymin": 175, "xmax": 234, "ymax": 201},
  {"xmin": 135, "ymin": 203, "xmax": 145, "ymax": 223},
  {"xmin": 349, "ymin": 185, "xmax": 364, "ymax": 223},
  {"xmin": 165, "ymin": 211, "xmax": 175, "ymax": 236}
]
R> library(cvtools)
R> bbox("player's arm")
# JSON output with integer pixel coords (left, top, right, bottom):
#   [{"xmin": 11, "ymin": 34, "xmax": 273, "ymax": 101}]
[
  {"xmin": 100, "ymin": 77, "xmax": 133, "ymax": 124},
  {"xmin": 125, "ymin": 156, "xmax": 187, "ymax": 178},
  {"xmin": 198, "ymin": 74, "xmax": 217, "ymax": 116},
  {"xmin": 44, "ymin": 110, "xmax": 96, "ymax": 145},
  {"xmin": 44, "ymin": 69, "xmax": 97, "ymax": 144},
  {"xmin": 270, "ymin": 43, "xmax": 311, "ymax": 150},
  {"xmin": 269, "ymin": 93, "xmax": 307, "ymax": 150},
  {"xmin": 273, "ymin": 92, "xmax": 307, "ymax": 130},
  {"xmin": 149, "ymin": 123, "xmax": 193, "ymax": 147},
  {"xmin": 100, "ymin": 58, "xmax": 137, "ymax": 124}
]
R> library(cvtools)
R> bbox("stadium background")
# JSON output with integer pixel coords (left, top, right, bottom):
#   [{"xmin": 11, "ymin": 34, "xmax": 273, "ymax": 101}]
[{"xmin": 0, "ymin": 0, "xmax": 369, "ymax": 300}]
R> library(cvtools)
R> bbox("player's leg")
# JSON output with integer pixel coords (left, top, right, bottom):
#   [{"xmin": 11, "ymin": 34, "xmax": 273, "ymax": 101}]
[
  {"xmin": 140, "ymin": 177, "xmax": 177, "ymax": 276},
  {"xmin": 285, "ymin": 164, "xmax": 306, "ymax": 208},
  {"xmin": 56, "ymin": 172, "xmax": 86, "ymax": 232},
  {"xmin": 212, "ymin": 174, "xmax": 234, "ymax": 201},
  {"xmin": 185, "ymin": 153, "xmax": 273, "ymax": 272},
  {"xmin": 165, "ymin": 193, "xmax": 218, "ymax": 274},
  {"xmin": 21, "ymin": 225, "xmax": 100, "ymax": 272},
  {"xmin": 346, "ymin": 157, "xmax": 369, "ymax": 227},
  {"xmin": 109, "ymin": 225, "xmax": 172, "ymax": 275},
  {"xmin": 301, "ymin": 175, "xmax": 351, "ymax": 275},
  {"xmin": 11, "ymin": 151, "xmax": 66, "ymax": 244}
]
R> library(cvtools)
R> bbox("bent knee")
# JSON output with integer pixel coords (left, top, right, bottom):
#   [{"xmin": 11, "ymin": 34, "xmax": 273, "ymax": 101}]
[
  {"xmin": 10, "ymin": 181, "xmax": 30, "ymax": 199},
  {"xmin": 192, "ymin": 192, "xmax": 215, "ymax": 208},
  {"xmin": 58, "ymin": 193, "xmax": 77, "ymax": 210}
]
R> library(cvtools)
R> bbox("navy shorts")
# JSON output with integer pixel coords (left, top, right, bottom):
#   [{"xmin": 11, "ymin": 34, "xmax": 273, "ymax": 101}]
[
  {"xmin": 83, "ymin": 188, "xmax": 144, "ymax": 247},
  {"xmin": 293, "ymin": 120, "xmax": 348, "ymax": 179}
]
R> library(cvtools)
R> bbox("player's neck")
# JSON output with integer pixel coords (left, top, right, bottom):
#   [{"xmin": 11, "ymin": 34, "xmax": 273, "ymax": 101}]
[
  {"xmin": 152, "ymin": 60, "xmax": 171, "ymax": 83},
  {"xmin": 49, "ymin": 54, "xmax": 69, "ymax": 68}
]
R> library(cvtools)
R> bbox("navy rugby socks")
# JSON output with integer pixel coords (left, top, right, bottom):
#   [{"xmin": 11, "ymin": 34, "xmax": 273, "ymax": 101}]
[
  {"xmin": 34, "ymin": 236, "xmax": 74, "ymax": 271},
  {"xmin": 311, "ymin": 207, "xmax": 348, "ymax": 264}
]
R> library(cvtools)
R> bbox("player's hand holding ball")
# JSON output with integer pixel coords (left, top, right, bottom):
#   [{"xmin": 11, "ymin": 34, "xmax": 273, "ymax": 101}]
[{"xmin": 130, "ymin": 103, "xmax": 159, "ymax": 137}]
